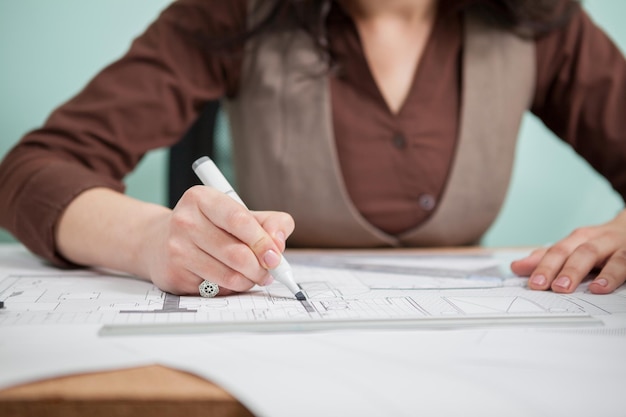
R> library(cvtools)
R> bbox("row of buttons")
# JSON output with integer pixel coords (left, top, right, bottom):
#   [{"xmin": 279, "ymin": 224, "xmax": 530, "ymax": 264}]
[{"xmin": 390, "ymin": 133, "xmax": 437, "ymax": 212}]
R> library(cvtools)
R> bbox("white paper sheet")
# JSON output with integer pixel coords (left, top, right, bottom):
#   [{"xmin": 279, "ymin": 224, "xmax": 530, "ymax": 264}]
[
  {"xmin": 0, "ymin": 324, "xmax": 153, "ymax": 389},
  {"xmin": 1, "ymin": 244, "xmax": 625, "ymax": 417},
  {"xmin": 111, "ymin": 327, "xmax": 626, "ymax": 417}
]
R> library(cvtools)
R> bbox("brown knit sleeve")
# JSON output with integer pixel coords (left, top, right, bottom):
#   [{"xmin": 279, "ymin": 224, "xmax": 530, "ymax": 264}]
[
  {"xmin": 532, "ymin": 6, "xmax": 626, "ymax": 201},
  {"xmin": 0, "ymin": 0, "xmax": 246, "ymax": 267}
]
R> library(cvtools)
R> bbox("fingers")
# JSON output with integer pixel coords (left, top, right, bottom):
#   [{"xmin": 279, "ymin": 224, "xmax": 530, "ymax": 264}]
[
  {"xmin": 519, "ymin": 225, "xmax": 626, "ymax": 294},
  {"xmin": 526, "ymin": 240, "xmax": 586, "ymax": 292},
  {"xmin": 160, "ymin": 186, "xmax": 294, "ymax": 296},
  {"xmin": 196, "ymin": 188, "xmax": 287, "ymax": 270},
  {"xmin": 150, "ymin": 223, "xmax": 254, "ymax": 296},
  {"xmin": 540, "ymin": 241, "xmax": 608, "ymax": 293},
  {"xmin": 588, "ymin": 249, "xmax": 626, "ymax": 294},
  {"xmin": 510, "ymin": 248, "xmax": 547, "ymax": 276},
  {"xmin": 254, "ymin": 210, "xmax": 296, "ymax": 253},
  {"xmin": 184, "ymin": 211, "xmax": 275, "ymax": 287}
]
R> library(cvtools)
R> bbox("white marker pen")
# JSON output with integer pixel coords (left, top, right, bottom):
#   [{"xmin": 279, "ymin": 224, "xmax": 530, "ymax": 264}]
[{"xmin": 192, "ymin": 156, "xmax": 305, "ymax": 301}]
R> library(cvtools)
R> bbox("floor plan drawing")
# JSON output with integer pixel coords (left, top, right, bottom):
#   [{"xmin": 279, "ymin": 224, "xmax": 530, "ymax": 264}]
[{"xmin": 2, "ymin": 251, "xmax": 625, "ymax": 332}]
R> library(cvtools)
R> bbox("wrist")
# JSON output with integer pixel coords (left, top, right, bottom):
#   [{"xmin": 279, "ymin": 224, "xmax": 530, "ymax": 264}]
[{"xmin": 56, "ymin": 188, "xmax": 171, "ymax": 278}]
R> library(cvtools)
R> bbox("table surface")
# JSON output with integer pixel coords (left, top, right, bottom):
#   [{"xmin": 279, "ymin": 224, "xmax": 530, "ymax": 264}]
[{"xmin": 0, "ymin": 365, "xmax": 253, "ymax": 417}]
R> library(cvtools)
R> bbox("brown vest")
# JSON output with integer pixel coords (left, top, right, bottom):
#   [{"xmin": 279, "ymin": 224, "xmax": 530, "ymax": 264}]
[{"xmin": 225, "ymin": 2, "xmax": 535, "ymax": 248}]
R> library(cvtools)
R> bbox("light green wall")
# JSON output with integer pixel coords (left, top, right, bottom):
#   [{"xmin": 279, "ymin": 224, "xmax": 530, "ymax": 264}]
[
  {"xmin": 0, "ymin": 1, "xmax": 624, "ymax": 247},
  {"xmin": 0, "ymin": 0, "xmax": 173, "ymax": 243}
]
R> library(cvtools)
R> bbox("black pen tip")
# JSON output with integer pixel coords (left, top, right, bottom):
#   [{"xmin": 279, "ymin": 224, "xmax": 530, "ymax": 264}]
[{"xmin": 295, "ymin": 291, "xmax": 306, "ymax": 301}]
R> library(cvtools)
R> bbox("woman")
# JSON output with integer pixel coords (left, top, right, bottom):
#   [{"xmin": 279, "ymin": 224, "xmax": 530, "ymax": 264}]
[{"xmin": 0, "ymin": 0, "xmax": 625, "ymax": 297}]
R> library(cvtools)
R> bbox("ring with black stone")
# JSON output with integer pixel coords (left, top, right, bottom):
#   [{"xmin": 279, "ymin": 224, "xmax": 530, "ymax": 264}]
[{"xmin": 198, "ymin": 280, "xmax": 220, "ymax": 298}]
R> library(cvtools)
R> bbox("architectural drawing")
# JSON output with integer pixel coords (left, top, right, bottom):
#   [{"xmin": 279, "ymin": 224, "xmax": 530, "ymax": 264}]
[{"xmin": 2, "ymin": 252, "xmax": 624, "ymax": 331}]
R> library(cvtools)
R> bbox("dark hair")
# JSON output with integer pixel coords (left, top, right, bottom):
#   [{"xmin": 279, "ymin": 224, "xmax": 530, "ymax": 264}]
[
  {"xmin": 189, "ymin": 0, "xmax": 579, "ymax": 56},
  {"xmin": 447, "ymin": 0, "xmax": 581, "ymax": 36},
  {"xmin": 240, "ymin": 0, "xmax": 579, "ymax": 63}
]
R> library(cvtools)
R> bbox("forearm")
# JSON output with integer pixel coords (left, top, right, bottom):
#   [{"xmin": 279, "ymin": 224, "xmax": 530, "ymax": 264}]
[{"xmin": 56, "ymin": 187, "xmax": 170, "ymax": 280}]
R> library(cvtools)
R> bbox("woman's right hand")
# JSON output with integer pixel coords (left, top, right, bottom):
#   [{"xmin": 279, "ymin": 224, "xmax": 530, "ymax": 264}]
[{"xmin": 143, "ymin": 185, "xmax": 295, "ymax": 296}]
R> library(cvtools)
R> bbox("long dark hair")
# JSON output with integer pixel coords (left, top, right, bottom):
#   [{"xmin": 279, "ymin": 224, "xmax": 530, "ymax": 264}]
[
  {"xmin": 259, "ymin": 0, "xmax": 578, "ymax": 36},
  {"xmin": 447, "ymin": 0, "xmax": 580, "ymax": 36},
  {"xmin": 190, "ymin": 0, "xmax": 579, "ymax": 56},
  {"xmin": 239, "ymin": 0, "xmax": 579, "ymax": 59}
]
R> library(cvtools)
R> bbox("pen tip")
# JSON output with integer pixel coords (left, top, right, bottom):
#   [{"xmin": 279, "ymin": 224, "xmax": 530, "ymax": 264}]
[{"xmin": 295, "ymin": 291, "xmax": 306, "ymax": 301}]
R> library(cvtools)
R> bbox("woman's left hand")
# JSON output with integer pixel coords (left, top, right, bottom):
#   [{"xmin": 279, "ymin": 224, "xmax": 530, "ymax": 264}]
[{"xmin": 510, "ymin": 209, "xmax": 626, "ymax": 294}]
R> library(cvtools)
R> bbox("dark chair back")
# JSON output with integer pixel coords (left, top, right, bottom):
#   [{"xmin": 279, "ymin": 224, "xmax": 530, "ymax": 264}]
[{"xmin": 167, "ymin": 101, "xmax": 220, "ymax": 208}]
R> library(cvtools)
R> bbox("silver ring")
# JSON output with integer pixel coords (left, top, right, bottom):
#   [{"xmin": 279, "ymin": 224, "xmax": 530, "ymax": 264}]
[{"xmin": 199, "ymin": 280, "xmax": 219, "ymax": 298}]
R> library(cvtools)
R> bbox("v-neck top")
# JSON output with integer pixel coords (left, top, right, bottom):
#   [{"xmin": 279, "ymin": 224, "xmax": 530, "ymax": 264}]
[
  {"xmin": 328, "ymin": 2, "xmax": 461, "ymax": 233},
  {"xmin": 1, "ymin": 0, "xmax": 626, "ymax": 266}
]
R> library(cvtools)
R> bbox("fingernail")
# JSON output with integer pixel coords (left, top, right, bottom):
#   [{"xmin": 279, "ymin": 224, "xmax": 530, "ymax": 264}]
[
  {"xmin": 553, "ymin": 276, "xmax": 571, "ymax": 289},
  {"xmin": 263, "ymin": 249, "xmax": 281, "ymax": 269},
  {"xmin": 530, "ymin": 275, "xmax": 546, "ymax": 286},
  {"xmin": 593, "ymin": 277, "xmax": 608, "ymax": 287}
]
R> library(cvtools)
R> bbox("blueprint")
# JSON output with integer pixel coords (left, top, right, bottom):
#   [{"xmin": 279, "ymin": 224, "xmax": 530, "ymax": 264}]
[{"xmin": 1, "ymin": 250, "xmax": 625, "ymax": 333}]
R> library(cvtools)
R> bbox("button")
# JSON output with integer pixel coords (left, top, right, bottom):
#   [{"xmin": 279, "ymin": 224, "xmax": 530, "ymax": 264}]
[
  {"xmin": 392, "ymin": 133, "xmax": 407, "ymax": 149},
  {"xmin": 418, "ymin": 193, "xmax": 436, "ymax": 211}
]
